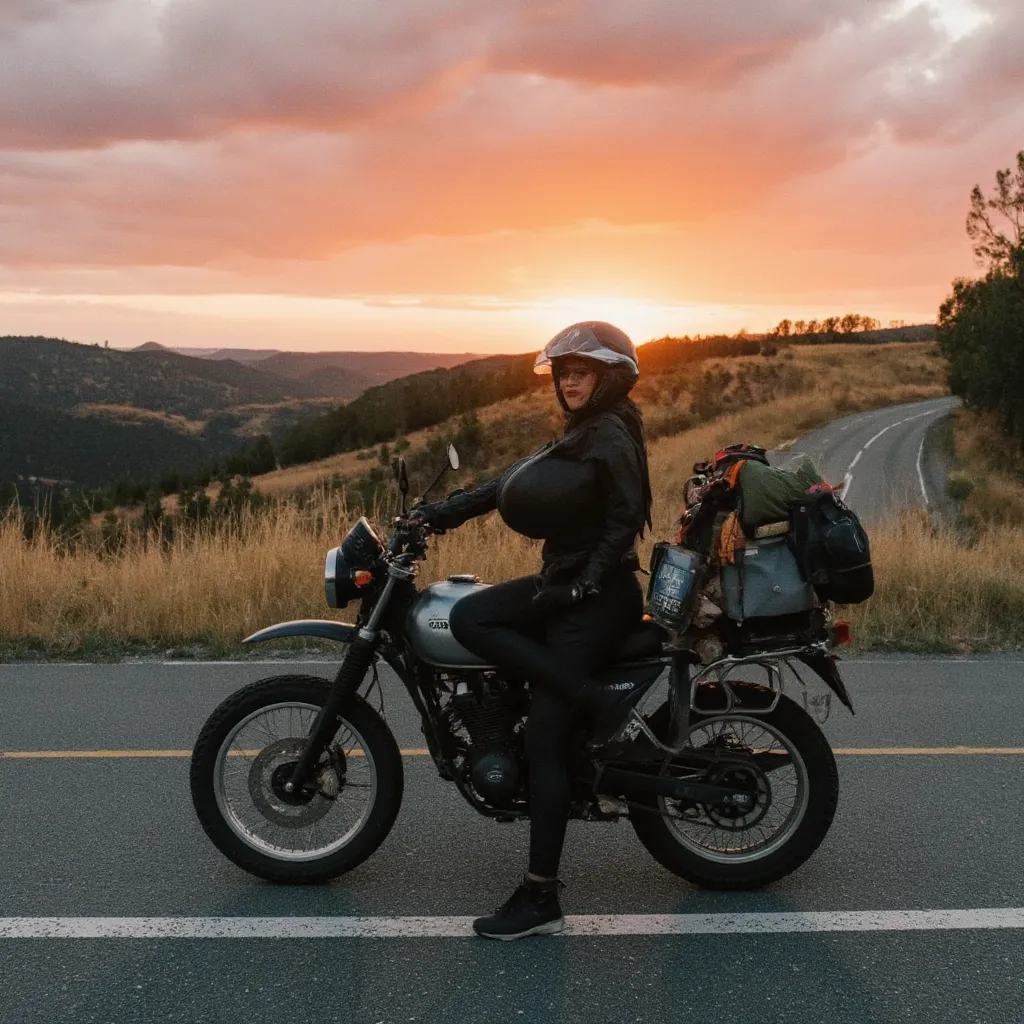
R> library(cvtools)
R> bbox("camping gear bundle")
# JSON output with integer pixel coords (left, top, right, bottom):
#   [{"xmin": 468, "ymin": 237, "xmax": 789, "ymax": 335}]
[{"xmin": 648, "ymin": 443, "xmax": 874, "ymax": 636}]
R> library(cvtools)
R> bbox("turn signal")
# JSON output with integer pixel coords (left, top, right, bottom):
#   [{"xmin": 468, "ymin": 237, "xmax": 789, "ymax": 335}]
[
  {"xmin": 832, "ymin": 620, "xmax": 853, "ymax": 646},
  {"xmin": 353, "ymin": 570, "xmax": 374, "ymax": 588}
]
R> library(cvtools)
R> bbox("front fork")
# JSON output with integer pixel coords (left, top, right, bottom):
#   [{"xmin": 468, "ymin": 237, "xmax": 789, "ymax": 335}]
[{"xmin": 284, "ymin": 574, "xmax": 400, "ymax": 795}]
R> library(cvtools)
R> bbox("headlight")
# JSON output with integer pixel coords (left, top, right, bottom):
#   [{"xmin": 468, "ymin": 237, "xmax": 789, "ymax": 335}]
[
  {"xmin": 324, "ymin": 546, "xmax": 376, "ymax": 609},
  {"xmin": 324, "ymin": 547, "xmax": 347, "ymax": 609}
]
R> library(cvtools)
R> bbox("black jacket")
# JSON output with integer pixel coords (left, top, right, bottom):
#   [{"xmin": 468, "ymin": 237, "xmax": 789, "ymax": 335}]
[{"xmin": 422, "ymin": 400, "xmax": 651, "ymax": 585}]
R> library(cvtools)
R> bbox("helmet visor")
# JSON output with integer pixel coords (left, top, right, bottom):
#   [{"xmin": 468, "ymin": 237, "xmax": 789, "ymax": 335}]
[{"xmin": 534, "ymin": 323, "xmax": 638, "ymax": 375}]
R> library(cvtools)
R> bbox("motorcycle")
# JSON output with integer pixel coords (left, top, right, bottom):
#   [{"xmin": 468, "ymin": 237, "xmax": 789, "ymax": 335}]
[{"xmin": 191, "ymin": 445, "xmax": 852, "ymax": 890}]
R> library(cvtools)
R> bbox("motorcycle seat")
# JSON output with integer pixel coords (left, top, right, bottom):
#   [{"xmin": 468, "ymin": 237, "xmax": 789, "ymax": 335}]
[{"xmin": 612, "ymin": 618, "xmax": 669, "ymax": 662}]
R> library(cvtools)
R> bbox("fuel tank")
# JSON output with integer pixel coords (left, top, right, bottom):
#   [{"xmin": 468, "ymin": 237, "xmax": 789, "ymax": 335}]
[{"xmin": 406, "ymin": 577, "xmax": 496, "ymax": 668}]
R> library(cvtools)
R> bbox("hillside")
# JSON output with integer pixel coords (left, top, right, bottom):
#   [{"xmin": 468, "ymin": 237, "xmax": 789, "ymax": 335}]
[
  {"xmin": 0, "ymin": 336, "xmax": 484, "ymax": 489},
  {"xmin": 0, "ymin": 336, "xmax": 323, "ymax": 416},
  {"xmin": 256, "ymin": 350, "xmax": 479, "ymax": 387},
  {"xmin": 3, "ymin": 340, "xmax": 987, "ymax": 659},
  {"xmin": 258, "ymin": 342, "xmax": 948, "ymax": 508},
  {"xmin": 0, "ymin": 402, "xmax": 208, "ymax": 488},
  {"xmin": 160, "ymin": 346, "xmax": 483, "ymax": 395}
]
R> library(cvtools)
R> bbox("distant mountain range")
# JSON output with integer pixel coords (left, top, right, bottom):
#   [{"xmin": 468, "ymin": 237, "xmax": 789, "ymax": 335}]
[
  {"xmin": 0, "ymin": 336, "xmax": 484, "ymax": 488},
  {"xmin": 132, "ymin": 342, "xmax": 479, "ymax": 396}
]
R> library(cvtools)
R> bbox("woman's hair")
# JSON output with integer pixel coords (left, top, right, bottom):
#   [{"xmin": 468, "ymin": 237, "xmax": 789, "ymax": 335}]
[{"xmin": 554, "ymin": 359, "xmax": 653, "ymax": 532}]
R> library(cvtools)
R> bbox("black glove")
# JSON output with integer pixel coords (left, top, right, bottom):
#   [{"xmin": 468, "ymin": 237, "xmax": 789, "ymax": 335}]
[
  {"xmin": 407, "ymin": 506, "xmax": 444, "ymax": 535},
  {"xmin": 531, "ymin": 580, "xmax": 600, "ymax": 615}
]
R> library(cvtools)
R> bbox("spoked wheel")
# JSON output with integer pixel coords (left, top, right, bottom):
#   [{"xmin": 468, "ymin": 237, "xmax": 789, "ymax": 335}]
[
  {"xmin": 630, "ymin": 692, "xmax": 838, "ymax": 889},
  {"xmin": 191, "ymin": 675, "xmax": 403, "ymax": 883}
]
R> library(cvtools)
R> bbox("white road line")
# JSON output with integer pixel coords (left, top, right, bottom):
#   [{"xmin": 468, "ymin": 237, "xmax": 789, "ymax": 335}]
[
  {"xmin": 841, "ymin": 474, "xmax": 853, "ymax": 502},
  {"xmin": 842, "ymin": 406, "xmax": 947, "ymax": 507},
  {"xmin": 2, "ymin": 910, "xmax": 1024, "ymax": 939},
  {"xmin": 916, "ymin": 435, "xmax": 929, "ymax": 505}
]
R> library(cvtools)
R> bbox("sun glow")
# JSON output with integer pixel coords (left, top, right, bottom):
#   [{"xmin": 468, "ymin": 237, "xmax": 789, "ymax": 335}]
[{"xmin": 527, "ymin": 296, "xmax": 689, "ymax": 345}]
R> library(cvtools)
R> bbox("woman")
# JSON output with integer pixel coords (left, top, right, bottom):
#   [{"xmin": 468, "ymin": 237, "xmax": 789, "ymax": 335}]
[{"xmin": 414, "ymin": 321, "xmax": 652, "ymax": 940}]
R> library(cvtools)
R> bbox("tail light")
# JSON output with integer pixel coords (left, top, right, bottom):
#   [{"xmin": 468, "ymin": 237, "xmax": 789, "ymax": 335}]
[{"xmin": 832, "ymin": 620, "xmax": 853, "ymax": 646}]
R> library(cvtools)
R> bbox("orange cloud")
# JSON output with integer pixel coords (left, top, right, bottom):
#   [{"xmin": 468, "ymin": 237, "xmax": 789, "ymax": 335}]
[{"xmin": 0, "ymin": 0, "xmax": 1022, "ymax": 348}]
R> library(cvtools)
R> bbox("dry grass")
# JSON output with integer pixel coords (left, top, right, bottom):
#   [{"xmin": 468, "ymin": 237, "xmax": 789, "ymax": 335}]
[
  {"xmin": 947, "ymin": 409, "xmax": 1024, "ymax": 526},
  {"xmin": 848, "ymin": 512, "xmax": 1024, "ymax": 650},
  {"xmin": 0, "ymin": 501, "xmax": 337, "ymax": 655},
  {"xmin": 7, "ymin": 340, "xmax": 1006, "ymax": 658},
  {"xmin": 72, "ymin": 403, "xmax": 203, "ymax": 434}
]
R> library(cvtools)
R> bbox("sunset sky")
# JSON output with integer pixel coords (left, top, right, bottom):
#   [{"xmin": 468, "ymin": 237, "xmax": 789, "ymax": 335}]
[{"xmin": 1, "ymin": 0, "xmax": 1022, "ymax": 353}]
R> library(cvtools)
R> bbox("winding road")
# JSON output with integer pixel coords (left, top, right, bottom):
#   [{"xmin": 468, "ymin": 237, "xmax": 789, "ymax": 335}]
[{"xmin": 775, "ymin": 396, "xmax": 959, "ymax": 521}]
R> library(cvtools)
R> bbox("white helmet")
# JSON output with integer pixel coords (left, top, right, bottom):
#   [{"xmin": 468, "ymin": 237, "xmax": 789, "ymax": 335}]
[{"xmin": 534, "ymin": 321, "xmax": 639, "ymax": 381}]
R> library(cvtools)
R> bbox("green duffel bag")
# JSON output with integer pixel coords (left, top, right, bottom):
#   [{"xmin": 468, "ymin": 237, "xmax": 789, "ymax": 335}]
[{"xmin": 739, "ymin": 458, "xmax": 823, "ymax": 532}]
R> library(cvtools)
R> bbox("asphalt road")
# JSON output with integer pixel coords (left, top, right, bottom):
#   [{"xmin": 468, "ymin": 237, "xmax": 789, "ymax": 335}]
[
  {"xmin": 774, "ymin": 396, "xmax": 960, "ymax": 521},
  {"xmin": 2, "ymin": 656, "xmax": 1024, "ymax": 1024}
]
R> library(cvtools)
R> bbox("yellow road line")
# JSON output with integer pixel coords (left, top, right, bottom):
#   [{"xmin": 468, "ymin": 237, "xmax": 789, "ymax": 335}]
[
  {"xmin": 834, "ymin": 747, "xmax": 1024, "ymax": 755},
  {"xmin": 0, "ymin": 748, "xmax": 432, "ymax": 759},
  {"xmin": 1, "ymin": 747, "xmax": 1023, "ymax": 759}
]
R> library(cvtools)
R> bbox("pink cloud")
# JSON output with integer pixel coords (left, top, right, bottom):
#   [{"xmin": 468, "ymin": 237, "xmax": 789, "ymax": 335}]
[
  {"xmin": 0, "ymin": 0, "xmax": 1020, "ymax": 341},
  {"xmin": 0, "ymin": 0, "xmax": 489, "ymax": 149}
]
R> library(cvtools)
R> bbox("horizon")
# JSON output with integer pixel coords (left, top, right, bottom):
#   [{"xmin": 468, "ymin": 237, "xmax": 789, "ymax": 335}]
[
  {"xmin": 1, "ymin": 1, "xmax": 1018, "ymax": 353},
  {"xmin": 18, "ymin": 317, "xmax": 937, "ymax": 358}
]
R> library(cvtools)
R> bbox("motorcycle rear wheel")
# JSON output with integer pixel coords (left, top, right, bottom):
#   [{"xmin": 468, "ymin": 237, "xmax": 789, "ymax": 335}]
[
  {"xmin": 629, "ymin": 692, "xmax": 838, "ymax": 890},
  {"xmin": 191, "ymin": 674, "xmax": 404, "ymax": 883}
]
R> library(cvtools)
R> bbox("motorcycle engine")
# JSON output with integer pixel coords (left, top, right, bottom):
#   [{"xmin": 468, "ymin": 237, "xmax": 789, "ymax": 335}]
[{"xmin": 442, "ymin": 674, "xmax": 526, "ymax": 808}]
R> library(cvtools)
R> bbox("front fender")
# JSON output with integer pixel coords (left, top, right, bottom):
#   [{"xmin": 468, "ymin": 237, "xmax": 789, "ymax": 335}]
[{"xmin": 242, "ymin": 619, "xmax": 358, "ymax": 645}]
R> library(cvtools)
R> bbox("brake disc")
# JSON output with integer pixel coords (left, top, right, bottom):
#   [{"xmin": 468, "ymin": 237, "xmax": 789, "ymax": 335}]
[
  {"xmin": 701, "ymin": 763, "xmax": 771, "ymax": 831},
  {"xmin": 247, "ymin": 738, "xmax": 340, "ymax": 829}
]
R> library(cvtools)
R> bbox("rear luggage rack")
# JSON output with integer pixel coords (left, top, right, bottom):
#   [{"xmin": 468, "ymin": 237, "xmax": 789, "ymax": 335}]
[{"xmin": 689, "ymin": 638, "xmax": 837, "ymax": 719}]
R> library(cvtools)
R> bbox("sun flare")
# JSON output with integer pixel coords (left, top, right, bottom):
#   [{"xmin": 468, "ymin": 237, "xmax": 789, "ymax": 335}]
[{"xmin": 529, "ymin": 297, "xmax": 681, "ymax": 345}]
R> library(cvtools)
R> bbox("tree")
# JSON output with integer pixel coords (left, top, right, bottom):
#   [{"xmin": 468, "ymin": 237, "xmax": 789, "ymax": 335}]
[
  {"xmin": 938, "ymin": 248, "xmax": 1024, "ymax": 447},
  {"xmin": 966, "ymin": 150, "xmax": 1024, "ymax": 269},
  {"xmin": 141, "ymin": 489, "xmax": 164, "ymax": 534},
  {"xmin": 0, "ymin": 480, "xmax": 17, "ymax": 510},
  {"xmin": 939, "ymin": 152, "xmax": 1024, "ymax": 448}
]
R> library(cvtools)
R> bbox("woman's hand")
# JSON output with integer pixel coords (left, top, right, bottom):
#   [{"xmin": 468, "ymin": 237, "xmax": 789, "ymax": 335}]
[
  {"xmin": 531, "ymin": 580, "xmax": 601, "ymax": 615},
  {"xmin": 406, "ymin": 507, "xmax": 444, "ymax": 535}
]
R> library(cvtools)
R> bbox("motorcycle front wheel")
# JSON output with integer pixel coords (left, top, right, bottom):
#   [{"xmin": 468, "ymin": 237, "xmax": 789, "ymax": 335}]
[
  {"xmin": 190, "ymin": 674, "xmax": 404, "ymax": 883},
  {"xmin": 629, "ymin": 692, "xmax": 838, "ymax": 890}
]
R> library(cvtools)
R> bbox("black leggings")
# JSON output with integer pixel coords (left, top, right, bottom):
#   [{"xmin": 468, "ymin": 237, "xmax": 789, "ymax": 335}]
[{"xmin": 449, "ymin": 569, "xmax": 643, "ymax": 877}]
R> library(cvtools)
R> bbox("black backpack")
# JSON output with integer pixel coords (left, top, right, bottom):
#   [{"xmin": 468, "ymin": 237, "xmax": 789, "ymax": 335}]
[{"xmin": 787, "ymin": 491, "xmax": 874, "ymax": 605}]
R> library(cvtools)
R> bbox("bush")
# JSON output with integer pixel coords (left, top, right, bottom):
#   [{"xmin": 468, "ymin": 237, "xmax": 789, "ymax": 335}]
[{"xmin": 947, "ymin": 475, "xmax": 975, "ymax": 502}]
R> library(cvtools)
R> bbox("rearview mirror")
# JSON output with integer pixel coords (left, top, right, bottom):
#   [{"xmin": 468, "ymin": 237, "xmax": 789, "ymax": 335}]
[{"xmin": 420, "ymin": 442, "xmax": 459, "ymax": 503}]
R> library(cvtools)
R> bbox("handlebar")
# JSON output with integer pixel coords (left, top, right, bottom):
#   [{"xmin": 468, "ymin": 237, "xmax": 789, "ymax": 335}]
[{"xmin": 385, "ymin": 513, "xmax": 440, "ymax": 561}]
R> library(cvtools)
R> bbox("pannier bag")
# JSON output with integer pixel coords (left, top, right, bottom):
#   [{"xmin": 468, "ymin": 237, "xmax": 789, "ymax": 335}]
[
  {"xmin": 720, "ymin": 535, "xmax": 814, "ymax": 621},
  {"xmin": 647, "ymin": 542, "xmax": 703, "ymax": 629},
  {"xmin": 787, "ymin": 490, "xmax": 874, "ymax": 604}
]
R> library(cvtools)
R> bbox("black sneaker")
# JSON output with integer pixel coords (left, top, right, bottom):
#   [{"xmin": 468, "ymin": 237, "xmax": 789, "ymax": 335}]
[{"xmin": 472, "ymin": 876, "xmax": 565, "ymax": 940}]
